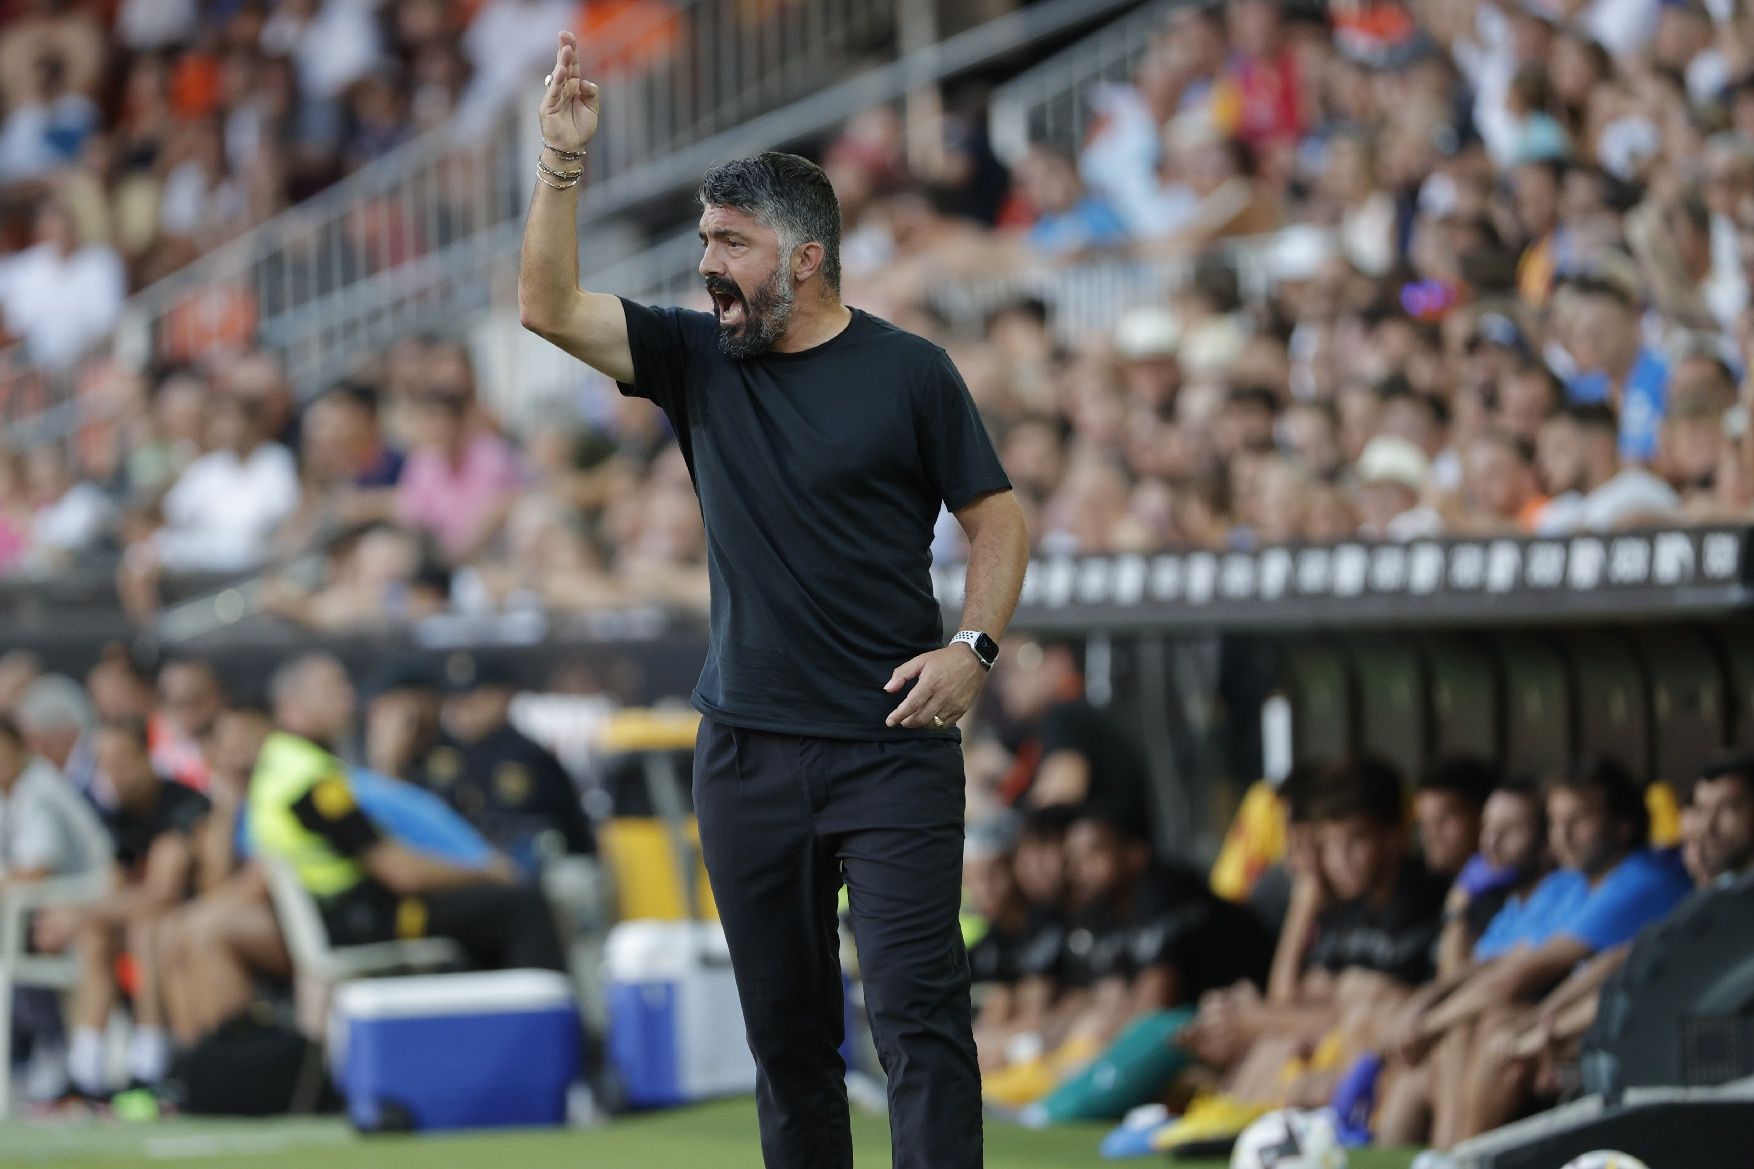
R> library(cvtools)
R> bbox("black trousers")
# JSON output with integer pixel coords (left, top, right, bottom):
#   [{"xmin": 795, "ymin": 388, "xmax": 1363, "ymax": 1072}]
[
  {"xmin": 322, "ymin": 879, "xmax": 567, "ymax": 973},
  {"xmin": 694, "ymin": 718, "xmax": 982, "ymax": 1169}
]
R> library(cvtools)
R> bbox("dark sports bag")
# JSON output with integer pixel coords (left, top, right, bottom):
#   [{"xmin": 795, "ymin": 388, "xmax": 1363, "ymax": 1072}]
[{"xmin": 165, "ymin": 1006, "xmax": 341, "ymax": 1117}]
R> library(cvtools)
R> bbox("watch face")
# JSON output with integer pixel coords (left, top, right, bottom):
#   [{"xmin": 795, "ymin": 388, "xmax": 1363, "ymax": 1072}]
[{"xmin": 975, "ymin": 633, "xmax": 999, "ymax": 663}]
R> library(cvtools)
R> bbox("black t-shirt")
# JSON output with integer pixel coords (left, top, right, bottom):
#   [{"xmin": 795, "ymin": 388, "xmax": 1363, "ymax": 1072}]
[
  {"xmin": 109, "ymin": 780, "xmax": 210, "ymax": 871},
  {"xmin": 416, "ymin": 725, "xmax": 595, "ymax": 856},
  {"xmin": 1060, "ymin": 899, "xmax": 1135, "ymax": 990},
  {"xmin": 1013, "ymin": 904, "xmax": 1069, "ymax": 982},
  {"xmin": 618, "ymin": 299, "xmax": 1011, "ymax": 741},
  {"xmin": 968, "ymin": 920, "xmax": 1023, "ymax": 986},
  {"xmin": 1131, "ymin": 863, "xmax": 1276, "ymax": 998},
  {"xmin": 1304, "ymin": 859, "xmax": 1449, "ymax": 985},
  {"xmin": 1028, "ymin": 698, "xmax": 1152, "ymax": 828}
]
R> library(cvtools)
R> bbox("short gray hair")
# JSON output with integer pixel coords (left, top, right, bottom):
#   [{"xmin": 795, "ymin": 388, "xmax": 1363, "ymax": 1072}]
[
  {"xmin": 269, "ymin": 652, "xmax": 344, "ymax": 712},
  {"xmin": 699, "ymin": 152, "xmax": 843, "ymax": 293},
  {"xmin": 14, "ymin": 674, "xmax": 94, "ymax": 734}
]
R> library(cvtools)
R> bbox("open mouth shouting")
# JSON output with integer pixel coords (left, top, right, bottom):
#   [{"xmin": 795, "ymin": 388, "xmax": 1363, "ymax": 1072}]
[{"xmin": 707, "ymin": 279, "xmax": 745, "ymax": 330}]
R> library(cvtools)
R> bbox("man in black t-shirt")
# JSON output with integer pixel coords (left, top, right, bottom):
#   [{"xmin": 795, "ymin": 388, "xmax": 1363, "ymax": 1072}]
[
  {"xmin": 31, "ymin": 718, "xmax": 209, "ymax": 1098},
  {"xmin": 519, "ymin": 41, "xmax": 1030, "ymax": 1169},
  {"xmin": 992, "ymin": 635, "xmax": 1152, "ymax": 830}
]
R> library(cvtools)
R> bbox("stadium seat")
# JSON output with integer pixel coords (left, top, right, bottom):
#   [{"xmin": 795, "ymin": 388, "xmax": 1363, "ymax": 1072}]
[
  {"xmin": 1495, "ymin": 634, "xmax": 1572, "ymax": 781},
  {"xmin": 0, "ymin": 862, "xmax": 112, "ymax": 1117},
  {"xmin": 1272, "ymin": 638, "xmax": 1355, "ymax": 766},
  {"xmin": 1565, "ymin": 631, "xmax": 1653, "ymax": 780},
  {"xmin": 1422, "ymin": 634, "xmax": 1502, "ymax": 764},
  {"xmin": 1350, "ymin": 636, "xmax": 1428, "ymax": 782},
  {"xmin": 1584, "ymin": 874, "xmax": 1754, "ymax": 1095},
  {"xmin": 1634, "ymin": 627, "xmax": 1730, "ymax": 788},
  {"xmin": 261, "ymin": 859, "xmax": 465, "ymax": 1040}
]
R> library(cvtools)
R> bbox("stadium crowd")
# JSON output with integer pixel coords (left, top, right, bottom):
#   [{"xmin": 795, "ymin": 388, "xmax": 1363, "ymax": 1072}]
[
  {"xmin": 2, "ymin": 0, "xmax": 1753, "ymax": 627},
  {"xmin": 0, "ymin": 0, "xmax": 657, "ymax": 367}
]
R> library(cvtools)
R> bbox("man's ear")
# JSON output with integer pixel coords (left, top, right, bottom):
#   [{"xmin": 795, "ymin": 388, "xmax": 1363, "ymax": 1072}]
[{"xmin": 792, "ymin": 240, "xmax": 825, "ymax": 285}]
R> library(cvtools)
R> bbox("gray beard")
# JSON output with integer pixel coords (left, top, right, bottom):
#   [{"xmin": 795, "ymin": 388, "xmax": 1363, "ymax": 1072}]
[{"xmin": 717, "ymin": 264, "xmax": 795, "ymax": 359}]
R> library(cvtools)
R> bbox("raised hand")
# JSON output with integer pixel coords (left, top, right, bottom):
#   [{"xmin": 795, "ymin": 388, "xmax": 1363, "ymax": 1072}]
[{"xmin": 540, "ymin": 30, "xmax": 599, "ymax": 154}]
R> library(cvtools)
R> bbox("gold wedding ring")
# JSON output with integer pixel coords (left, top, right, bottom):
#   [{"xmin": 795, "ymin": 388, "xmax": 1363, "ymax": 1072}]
[{"xmin": 931, "ymin": 715, "xmax": 945, "ymax": 728}]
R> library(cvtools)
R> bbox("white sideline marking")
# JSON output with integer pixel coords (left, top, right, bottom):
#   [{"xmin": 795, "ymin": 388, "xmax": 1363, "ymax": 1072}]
[{"xmin": 144, "ymin": 1129, "xmax": 352, "ymax": 1159}]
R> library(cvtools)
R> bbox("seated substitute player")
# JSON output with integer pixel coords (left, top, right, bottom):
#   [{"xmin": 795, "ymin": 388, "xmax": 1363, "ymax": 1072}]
[
  {"xmin": 32, "ymin": 718, "xmax": 210, "ymax": 1098},
  {"xmin": 988, "ymin": 811, "xmax": 1273, "ymax": 1124},
  {"xmin": 1427, "ymin": 755, "xmax": 1754, "ymax": 1148},
  {"xmin": 248, "ymin": 653, "xmax": 565, "ymax": 974},
  {"xmin": 1159, "ymin": 756, "xmax": 1449, "ymax": 1154},
  {"xmin": 155, "ymin": 705, "xmax": 290, "ymax": 1050},
  {"xmin": 1375, "ymin": 757, "xmax": 1691, "ymax": 1149}
]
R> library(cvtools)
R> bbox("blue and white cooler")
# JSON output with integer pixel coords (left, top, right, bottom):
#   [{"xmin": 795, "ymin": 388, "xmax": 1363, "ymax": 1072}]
[
  {"xmin": 329, "ymin": 969, "xmax": 580, "ymax": 1132},
  {"xmin": 605, "ymin": 920, "xmax": 758, "ymax": 1108}
]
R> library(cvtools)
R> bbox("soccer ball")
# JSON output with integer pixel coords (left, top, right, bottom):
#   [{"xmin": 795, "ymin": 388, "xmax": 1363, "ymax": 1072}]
[
  {"xmin": 1560, "ymin": 1154, "xmax": 1652, "ymax": 1169},
  {"xmin": 1230, "ymin": 1108, "xmax": 1349, "ymax": 1169}
]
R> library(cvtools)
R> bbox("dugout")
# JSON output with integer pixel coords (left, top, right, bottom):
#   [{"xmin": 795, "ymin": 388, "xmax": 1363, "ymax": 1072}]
[{"xmin": 940, "ymin": 525, "xmax": 1754, "ymax": 853}]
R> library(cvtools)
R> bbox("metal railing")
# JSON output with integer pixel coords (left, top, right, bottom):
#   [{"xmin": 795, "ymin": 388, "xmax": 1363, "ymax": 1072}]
[
  {"xmin": 988, "ymin": 0, "xmax": 1180, "ymax": 164},
  {"xmin": 0, "ymin": 0, "xmax": 900, "ymax": 443},
  {"xmin": 923, "ymin": 231, "xmax": 1302, "ymax": 344}
]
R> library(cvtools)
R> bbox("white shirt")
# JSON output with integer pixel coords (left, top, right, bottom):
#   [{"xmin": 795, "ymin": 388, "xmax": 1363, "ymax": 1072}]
[
  {"xmin": 0, "ymin": 756, "xmax": 106, "ymax": 878},
  {"xmin": 1537, "ymin": 469, "xmax": 1680, "ymax": 534},
  {"xmin": 262, "ymin": 0, "xmax": 381, "ymax": 102},
  {"xmin": 0, "ymin": 241, "xmax": 125, "ymax": 367},
  {"xmin": 455, "ymin": 0, "xmax": 575, "ymax": 133},
  {"xmin": 31, "ymin": 482, "xmax": 115, "ymax": 558},
  {"xmin": 156, "ymin": 442, "xmax": 300, "ymax": 571},
  {"xmin": 116, "ymin": 0, "xmax": 198, "ymax": 49}
]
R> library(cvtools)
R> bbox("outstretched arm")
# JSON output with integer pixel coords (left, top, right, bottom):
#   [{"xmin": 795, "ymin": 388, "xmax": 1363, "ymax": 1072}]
[{"xmin": 517, "ymin": 31, "xmax": 635, "ymax": 384}]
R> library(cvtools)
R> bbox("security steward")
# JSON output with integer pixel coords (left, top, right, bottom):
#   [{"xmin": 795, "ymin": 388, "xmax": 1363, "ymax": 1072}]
[
  {"xmin": 416, "ymin": 656, "xmax": 594, "ymax": 875},
  {"xmin": 248, "ymin": 652, "xmax": 565, "ymax": 973}
]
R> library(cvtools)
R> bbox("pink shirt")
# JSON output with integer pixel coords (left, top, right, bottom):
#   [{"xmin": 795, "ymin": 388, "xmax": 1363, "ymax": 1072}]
[{"xmin": 395, "ymin": 433, "xmax": 525, "ymax": 561}]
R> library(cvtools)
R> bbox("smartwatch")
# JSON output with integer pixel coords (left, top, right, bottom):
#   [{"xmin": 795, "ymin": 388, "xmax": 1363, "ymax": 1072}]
[{"xmin": 951, "ymin": 630, "xmax": 999, "ymax": 670}]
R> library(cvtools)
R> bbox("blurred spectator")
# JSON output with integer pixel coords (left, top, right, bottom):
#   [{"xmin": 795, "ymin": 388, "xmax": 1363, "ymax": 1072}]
[
  {"xmin": 395, "ymin": 389, "xmax": 524, "ymax": 564},
  {"xmin": 301, "ymin": 381, "xmax": 405, "ymax": 491},
  {"xmin": 1012, "ymin": 146, "xmax": 1130, "ymax": 258},
  {"xmin": 1355, "ymin": 435, "xmax": 1439, "ymax": 540},
  {"xmin": 25, "ymin": 445, "xmax": 115, "ymax": 570},
  {"xmin": 1458, "ymin": 431, "xmax": 1547, "ymax": 533},
  {"xmin": 1536, "ymin": 403, "xmax": 1681, "ymax": 533},
  {"xmin": 0, "ymin": 201, "xmax": 124, "ymax": 368},
  {"xmin": 150, "ymin": 394, "xmax": 299, "ymax": 572}
]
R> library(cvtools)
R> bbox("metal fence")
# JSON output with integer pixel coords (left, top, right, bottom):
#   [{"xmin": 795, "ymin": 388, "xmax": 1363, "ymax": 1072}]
[{"xmin": 987, "ymin": 0, "xmax": 1179, "ymax": 164}]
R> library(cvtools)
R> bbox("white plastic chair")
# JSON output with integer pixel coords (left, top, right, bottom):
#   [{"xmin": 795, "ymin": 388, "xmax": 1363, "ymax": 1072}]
[
  {"xmin": 0, "ymin": 865, "xmax": 110, "ymax": 1117},
  {"xmin": 261, "ymin": 859, "xmax": 464, "ymax": 1038}
]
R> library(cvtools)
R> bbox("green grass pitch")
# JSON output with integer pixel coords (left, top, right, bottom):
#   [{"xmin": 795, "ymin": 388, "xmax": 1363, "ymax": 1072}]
[{"xmin": 0, "ymin": 1097, "xmax": 1417, "ymax": 1168}]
